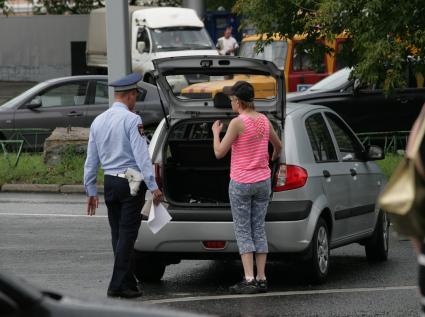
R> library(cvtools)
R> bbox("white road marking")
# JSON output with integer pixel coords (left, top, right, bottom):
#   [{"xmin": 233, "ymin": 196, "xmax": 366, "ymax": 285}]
[
  {"xmin": 143, "ymin": 285, "xmax": 417, "ymax": 304},
  {"xmin": 0, "ymin": 212, "xmax": 107, "ymax": 218}
]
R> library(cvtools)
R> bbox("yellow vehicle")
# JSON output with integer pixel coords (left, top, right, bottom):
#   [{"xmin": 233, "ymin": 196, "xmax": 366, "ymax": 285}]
[
  {"xmin": 181, "ymin": 74, "xmax": 276, "ymax": 99},
  {"xmin": 239, "ymin": 33, "xmax": 349, "ymax": 92},
  {"xmin": 179, "ymin": 33, "xmax": 348, "ymax": 98}
]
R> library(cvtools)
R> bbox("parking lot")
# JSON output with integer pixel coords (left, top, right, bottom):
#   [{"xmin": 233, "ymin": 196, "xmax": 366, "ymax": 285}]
[{"xmin": 0, "ymin": 192, "xmax": 421, "ymax": 316}]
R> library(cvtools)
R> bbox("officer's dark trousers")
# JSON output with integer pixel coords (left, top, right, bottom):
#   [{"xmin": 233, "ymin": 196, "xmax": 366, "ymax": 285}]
[{"xmin": 104, "ymin": 175, "xmax": 147, "ymax": 292}]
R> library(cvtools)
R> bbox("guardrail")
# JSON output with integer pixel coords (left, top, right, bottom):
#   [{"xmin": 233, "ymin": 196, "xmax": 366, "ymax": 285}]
[
  {"xmin": 0, "ymin": 128, "xmax": 53, "ymax": 166},
  {"xmin": 357, "ymin": 131, "xmax": 409, "ymax": 153}
]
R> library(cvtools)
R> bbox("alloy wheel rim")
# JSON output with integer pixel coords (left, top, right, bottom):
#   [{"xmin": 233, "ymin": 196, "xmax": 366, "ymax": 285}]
[{"xmin": 317, "ymin": 226, "xmax": 329, "ymax": 274}]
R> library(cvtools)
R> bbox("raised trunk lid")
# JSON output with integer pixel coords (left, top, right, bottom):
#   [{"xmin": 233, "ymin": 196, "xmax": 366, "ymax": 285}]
[{"xmin": 152, "ymin": 56, "xmax": 285, "ymax": 128}]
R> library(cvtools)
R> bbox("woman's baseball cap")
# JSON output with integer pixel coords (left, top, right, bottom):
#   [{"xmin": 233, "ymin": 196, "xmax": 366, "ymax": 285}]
[{"xmin": 223, "ymin": 80, "xmax": 254, "ymax": 102}]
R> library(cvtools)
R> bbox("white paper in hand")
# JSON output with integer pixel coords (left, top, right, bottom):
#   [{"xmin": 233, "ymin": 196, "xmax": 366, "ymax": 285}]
[{"xmin": 147, "ymin": 203, "xmax": 172, "ymax": 234}]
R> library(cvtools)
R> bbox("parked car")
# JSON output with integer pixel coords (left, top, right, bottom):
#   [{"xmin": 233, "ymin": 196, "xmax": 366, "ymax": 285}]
[
  {"xmin": 287, "ymin": 67, "xmax": 425, "ymax": 133},
  {"xmin": 0, "ymin": 75, "xmax": 165, "ymax": 150},
  {"xmin": 132, "ymin": 56, "xmax": 389, "ymax": 284},
  {"xmin": 0, "ymin": 272, "xmax": 204, "ymax": 317}
]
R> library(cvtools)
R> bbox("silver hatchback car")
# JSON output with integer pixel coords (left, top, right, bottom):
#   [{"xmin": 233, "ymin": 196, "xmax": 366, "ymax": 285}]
[{"xmin": 133, "ymin": 56, "xmax": 389, "ymax": 283}]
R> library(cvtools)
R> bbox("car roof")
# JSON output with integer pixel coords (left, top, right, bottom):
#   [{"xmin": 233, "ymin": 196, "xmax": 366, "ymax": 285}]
[
  {"xmin": 286, "ymin": 101, "xmax": 329, "ymax": 116},
  {"xmin": 42, "ymin": 75, "xmax": 108, "ymax": 85}
]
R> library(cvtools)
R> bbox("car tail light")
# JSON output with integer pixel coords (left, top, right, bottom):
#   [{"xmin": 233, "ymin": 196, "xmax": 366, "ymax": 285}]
[
  {"xmin": 274, "ymin": 164, "xmax": 308, "ymax": 191},
  {"xmin": 202, "ymin": 241, "xmax": 226, "ymax": 249},
  {"xmin": 154, "ymin": 163, "xmax": 162, "ymax": 189}
]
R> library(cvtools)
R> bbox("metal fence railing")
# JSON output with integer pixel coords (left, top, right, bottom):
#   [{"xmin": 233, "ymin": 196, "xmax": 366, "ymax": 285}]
[
  {"xmin": 0, "ymin": 128, "xmax": 53, "ymax": 166},
  {"xmin": 357, "ymin": 131, "xmax": 410, "ymax": 153}
]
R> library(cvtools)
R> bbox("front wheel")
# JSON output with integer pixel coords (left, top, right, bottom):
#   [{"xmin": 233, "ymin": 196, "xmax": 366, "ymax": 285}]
[
  {"xmin": 306, "ymin": 217, "xmax": 330, "ymax": 284},
  {"xmin": 132, "ymin": 252, "xmax": 166, "ymax": 283},
  {"xmin": 365, "ymin": 210, "xmax": 389, "ymax": 262}
]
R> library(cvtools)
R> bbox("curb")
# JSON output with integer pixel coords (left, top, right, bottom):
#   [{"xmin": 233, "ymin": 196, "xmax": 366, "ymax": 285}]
[{"xmin": 1, "ymin": 184, "xmax": 104, "ymax": 194}]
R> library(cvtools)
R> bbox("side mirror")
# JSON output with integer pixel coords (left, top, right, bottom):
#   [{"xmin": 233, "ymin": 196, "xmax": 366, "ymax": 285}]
[
  {"xmin": 366, "ymin": 145, "xmax": 385, "ymax": 161},
  {"xmin": 353, "ymin": 78, "xmax": 361, "ymax": 95},
  {"xmin": 26, "ymin": 97, "xmax": 42, "ymax": 110},
  {"xmin": 137, "ymin": 41, "xmax": 147, "ymax": 54}
]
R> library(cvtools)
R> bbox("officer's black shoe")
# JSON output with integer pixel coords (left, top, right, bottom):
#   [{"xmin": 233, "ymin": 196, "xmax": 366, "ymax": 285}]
[
  {"xmin": 107, "ymin": 289, "xmax": 143, "ymax": 299},
  {"xmin": 229, "ymin": 279, "xmax": 258, "ymax": 294}
]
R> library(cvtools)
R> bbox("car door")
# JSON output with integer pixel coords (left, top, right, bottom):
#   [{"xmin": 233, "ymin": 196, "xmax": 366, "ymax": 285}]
[
  {"xmin": 324, "ymin": 112, "xmax": 379, "ymax": 236},
  {"xmin": 85, "ymin": 79, "xmax": 109, "ymax": 126},
  {"xmin": 304, "ymin": 112, "xmax": 351, "ymax": 242},
  {"xmin": 13, "ymin": 80, "xmax": 90, "ymax": 147}
]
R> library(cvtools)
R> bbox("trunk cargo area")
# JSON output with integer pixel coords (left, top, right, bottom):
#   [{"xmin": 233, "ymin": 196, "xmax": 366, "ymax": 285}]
[{"xmin": 162, "ymin": 119, "xmax": 278, "ymax": 206}]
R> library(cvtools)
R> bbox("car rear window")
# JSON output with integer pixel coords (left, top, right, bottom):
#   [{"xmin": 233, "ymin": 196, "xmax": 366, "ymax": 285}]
[{"xmin": 164, "ymin": 71, "xmax": 277, "ymax": 102}]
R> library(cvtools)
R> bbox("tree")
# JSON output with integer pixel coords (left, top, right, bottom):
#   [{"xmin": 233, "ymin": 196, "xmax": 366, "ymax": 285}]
[
  {"xmin": 234, "ymin": 0, "xmax": 425, "ymax": 94},
  {"xmin": 31, "ymin": 0, "xmax": 182, "ymax": 15},
  {"xmin": 32, "ymin": 0, "xmax": 105, "ymax": 15},
  {"xmin": 0, "ymin": 0, "xmax": 13, "ymax": 15},
  {"xmin": 206, "ymin": 0, "xmax": 237, "ymax": 11}
]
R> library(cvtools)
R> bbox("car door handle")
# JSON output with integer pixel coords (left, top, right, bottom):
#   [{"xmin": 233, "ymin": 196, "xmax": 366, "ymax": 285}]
[
  {"xmin": 323, "ymin": 170, "xmax": 331, "ymax": 178},
  {"xmin": 350, "ymin": 168, "xmax": 357, "ymax": 176},
  {"xmin": 67, "ymin": 111, "xmax": 83, "ymax": 117}
]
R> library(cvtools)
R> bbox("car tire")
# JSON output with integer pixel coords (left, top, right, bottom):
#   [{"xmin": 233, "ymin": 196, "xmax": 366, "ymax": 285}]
[
  {"xmin": 306, "ymin": 217, "xmax": 330, "ymax": 284},
  {"xmin": 365, "ymin": 210, "xmax": 389, "ymax": 262},
  {"xmin": 132, "ymin": 252, "xmax": 166, "ymax": 282}
]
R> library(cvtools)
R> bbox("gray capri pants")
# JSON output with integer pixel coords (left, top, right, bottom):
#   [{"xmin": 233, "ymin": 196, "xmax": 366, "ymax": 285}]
[{"xmin": 229, "ymin": 178, "xmax": 271, "ymax": 254}]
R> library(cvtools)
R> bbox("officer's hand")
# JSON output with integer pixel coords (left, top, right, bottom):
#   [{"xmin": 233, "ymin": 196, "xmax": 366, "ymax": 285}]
[
  {"xmin": 151, "ymin": 189, "xmax": 163, "ymax": 205},
  {"xmin": 87, "ymin": 196, "xmax": 99, "ymax": 216}
]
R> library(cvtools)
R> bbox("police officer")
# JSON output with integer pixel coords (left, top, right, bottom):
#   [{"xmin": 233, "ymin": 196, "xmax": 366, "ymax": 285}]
[{"xmin": 84, "ymin": 73, "xmax": 163, "ymax": 299}]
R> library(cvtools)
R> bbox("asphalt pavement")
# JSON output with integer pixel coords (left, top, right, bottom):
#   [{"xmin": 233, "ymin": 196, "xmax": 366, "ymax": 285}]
[{"xmin": 0, "ymin": 192, "xmax": 421, "ymax": 316}]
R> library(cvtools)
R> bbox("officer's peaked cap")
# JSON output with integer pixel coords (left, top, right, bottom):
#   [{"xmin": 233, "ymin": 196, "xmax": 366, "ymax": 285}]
[{"xmin": 109, "ymin": 73, "xmax": 145, "ymax": 93}]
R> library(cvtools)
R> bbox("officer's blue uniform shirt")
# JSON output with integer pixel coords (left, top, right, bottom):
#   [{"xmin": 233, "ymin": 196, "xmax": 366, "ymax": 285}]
[{"xmin": 84, "ymin": 101, "xmax": 158, "ymax": 197}]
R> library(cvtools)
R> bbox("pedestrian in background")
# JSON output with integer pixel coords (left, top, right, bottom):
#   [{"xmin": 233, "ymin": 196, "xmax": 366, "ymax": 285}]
[
  {"xmin": 212, "ymin": 81, "xmax": 282, "ymax": 294},
  {"xmin": 216, "ymin": 26, "xmax": 239, "ymax": 56},
  {"xmin": 84, "ymin": 73, "xmax": 163, "ymax": 299}
]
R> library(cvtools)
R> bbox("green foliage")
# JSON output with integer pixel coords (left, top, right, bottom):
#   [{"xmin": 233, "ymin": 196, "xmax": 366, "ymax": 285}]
[
  {"xmin": 233, "ymin": 0, "xmax": 425, "ymax": 94},
  {"xmin": 0, "ymin": 0, "xmax": 13, "ymax": 15},
  {"xmin": 32, "ymin": 0, "xmax": 105, "ymax": 15},
  {"xmin": 31, "ymin": 0, "xmax": 182, "ymax": 15},
  {"xmin": 376, "ymin": 153, "xmax": 403, "ymax": 179},
  {"xmin": 0, "ymin": 152, "xmax": 103, "ymax": 186},
  {"xmin": 206, "ymin": 0, "xmax": 237, "ymax": 11}
]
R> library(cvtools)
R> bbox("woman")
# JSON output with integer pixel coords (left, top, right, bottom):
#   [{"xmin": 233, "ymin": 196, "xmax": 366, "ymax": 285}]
[{"xmin": 212, "ymin": 81, "xmax": 282, "ymax": 294}]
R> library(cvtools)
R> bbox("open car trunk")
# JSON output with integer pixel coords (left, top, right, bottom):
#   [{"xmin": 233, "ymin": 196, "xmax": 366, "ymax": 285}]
[{"xmin": 162, "ymin": 119, "xmax": 280, "ymax": 206}]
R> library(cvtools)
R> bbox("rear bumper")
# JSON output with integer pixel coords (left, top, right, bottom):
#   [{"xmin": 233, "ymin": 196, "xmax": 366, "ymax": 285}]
[
  {"xmin": 161, "ymin": 200, "xmax": 312, "ymax": 222},
  {"xmin": 134, "ymin": 218, "xmax": 312, "ymax": 256},
  {"xmin": 135, "ymin": 200, "xmax": 313, "ymax": 259}
]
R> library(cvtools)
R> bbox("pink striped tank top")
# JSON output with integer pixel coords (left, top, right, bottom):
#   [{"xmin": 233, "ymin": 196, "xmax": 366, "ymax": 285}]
[{"xmin": 230, "ymin": 113, "xmax": 271, "ymax": 183}]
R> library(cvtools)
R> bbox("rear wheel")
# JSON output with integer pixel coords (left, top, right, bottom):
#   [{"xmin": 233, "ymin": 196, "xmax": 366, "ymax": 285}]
[
  {"xmin": 132, "ymin": 252, "xmax": 166, "ymax": 283},
  {"xmin": 365, "ymin": 210, "xmax": 389, "ymax": 262},
  {"xmin": 306, "ymin": 217, "xmax": 330, "ymax": 284}
]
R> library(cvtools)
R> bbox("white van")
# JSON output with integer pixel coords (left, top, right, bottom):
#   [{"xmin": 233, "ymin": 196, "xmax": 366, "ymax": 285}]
[{"xmin": 86, "ymin": 6, "xmax": 219, "ymax": 87}]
